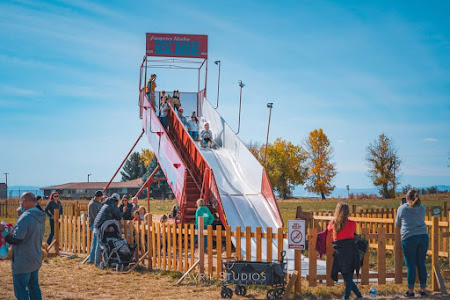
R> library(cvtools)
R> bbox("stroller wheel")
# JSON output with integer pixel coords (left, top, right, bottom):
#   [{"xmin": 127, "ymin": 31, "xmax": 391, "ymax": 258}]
[
  {"xmin": 267, "ymin": 289, "xmax": 280, "ymax": 300},
  {"xmin": 99, "ymin": 262, "xmax": 105, "ymax": 270},
  {"xmin": 235, "ymin": 285, "xmax": 246, "ymax": 296},
  {"xmin": 275, "ymin": 287, "xmax": 284, "ymax": 297},
  {"xmin": 221, "ymin": 287, "xmax": 233, "ymax": 299}
]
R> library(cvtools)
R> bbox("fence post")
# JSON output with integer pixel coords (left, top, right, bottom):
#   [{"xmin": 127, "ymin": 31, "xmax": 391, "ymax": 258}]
[
  {"xmin": 308, "ymin": 228, "xmax": 318, "ymax": 287},
  {"xmin": 377, "ymin": 227, "xmax": 386, "ymax": 284},
  {"xmin": 361, "ymin": 228, "xmax": 369, "ymax": 285},
  {"xmin": 54, "ymin": 209, "xmax": 60, "ymax": 255},
  {"xmin": 146, "ymin": 214, "xmax": 153, "ymax": 270},
  {"xmin": 432, "ymin": 216, "xmax": 439, "ymax": 292},
  {"xmin": 394, "ymin": 223, "xmax": 403, "ymax": 284},
  {"xmin": 198, "ymin": 217, "xmax": 204, "ymax": 276},
  {"xmin": 246, "ymin": 227, "xmax": 251, "ymax": 261},
  {"xmin": 326, "ymin": 230, "xmax": 334, "ymax": 286},
  {"xmin": 294, "ymin": 249, "xmax": 302, "ymax": 294}
]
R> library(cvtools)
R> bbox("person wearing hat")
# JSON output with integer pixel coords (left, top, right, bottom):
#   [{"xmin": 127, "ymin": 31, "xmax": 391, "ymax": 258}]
[
  {"xmin": 88, "ymin": 190, "xmax": 104, "ymax": 264},
  {"xmin": 177, "ymin": 108, "xmax": 188, "ymax": 127},
  {"xmin": 93, "ymin": 194, "xmax": 121, "ymax": 267}
]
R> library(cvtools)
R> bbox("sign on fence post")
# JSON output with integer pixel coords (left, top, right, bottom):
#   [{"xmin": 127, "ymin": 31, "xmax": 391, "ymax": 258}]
[
  {"xmin": 432, "ymin": 206, "xmax": 441, "ymax": 217},
  {"xmin": 288, "ymin": 220, "xmax": 305, "ymax": 250}
]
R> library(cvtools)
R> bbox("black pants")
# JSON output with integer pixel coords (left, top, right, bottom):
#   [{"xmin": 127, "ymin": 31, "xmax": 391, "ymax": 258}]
[
  {"xmin": 47, "ymin": 218, "xmax": 54, "ymax": 245},
  {"xmin": 342, "ymin": 272, "xmax": 362, "ymax": 300}
]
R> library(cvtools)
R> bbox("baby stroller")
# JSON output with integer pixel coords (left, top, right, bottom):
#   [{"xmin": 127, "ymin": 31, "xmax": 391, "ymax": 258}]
[{"xmin": 98, "ymin": 220, "xmax": 136, "ymax": 272}]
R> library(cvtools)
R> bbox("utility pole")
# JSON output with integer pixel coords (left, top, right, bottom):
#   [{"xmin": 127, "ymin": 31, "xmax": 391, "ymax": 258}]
[
  {"xmin": 214, "ymin": 60, "xmax": 221, "ymax": 108},
  {"xmin": 88, "ymin": 174, "xmax": 92, "ymax": 183}
]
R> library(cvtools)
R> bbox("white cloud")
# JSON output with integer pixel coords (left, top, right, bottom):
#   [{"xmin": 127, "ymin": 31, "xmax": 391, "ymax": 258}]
[{"xmin": 423, "ymin": 138, "xmax": 439, "ymax": 142}]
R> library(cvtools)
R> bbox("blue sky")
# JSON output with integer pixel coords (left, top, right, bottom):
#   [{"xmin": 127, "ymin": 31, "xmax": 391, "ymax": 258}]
[{"xmin": 0, "ymin": 0, "xmax": 448, "ymax": 190}]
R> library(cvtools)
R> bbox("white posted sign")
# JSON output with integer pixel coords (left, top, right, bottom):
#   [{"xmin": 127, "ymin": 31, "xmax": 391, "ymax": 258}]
[{"xmin": 288, "ymin": 220, "xmax": 306, "ymax": 250}]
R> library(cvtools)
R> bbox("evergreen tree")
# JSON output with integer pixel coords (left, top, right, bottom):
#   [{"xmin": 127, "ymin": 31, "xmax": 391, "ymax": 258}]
[
  {"xmin": 121, "ymin": 152, "xmax": 146, "ymax": 181},
  {"xmin": 143, "ymin": 156, "xmax": 173, "ymax": 199}
]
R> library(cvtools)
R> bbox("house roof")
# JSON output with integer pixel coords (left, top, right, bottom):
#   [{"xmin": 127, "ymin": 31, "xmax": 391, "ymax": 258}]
[{"xmin": 41, "ymin": 178, "xmax": 143, "ymax": 190}]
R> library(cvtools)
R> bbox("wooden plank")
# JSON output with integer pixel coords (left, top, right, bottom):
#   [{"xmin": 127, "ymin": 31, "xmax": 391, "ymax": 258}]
[
  {"xmin": 167, "ymin": 223, "xmax": 172, "ymax": 269},
  {"xmin": 54, "ymin": 210, "xmax": 60, "ymax": 255},
  {"xmin": 277, "ymin": 227, "xmax": 284, "ymax": 260},
  {"xmin": 184, "ymin": 224, "xmax": 188, "ymax": 272},
  {"xmin": 177, "ymin": 260, "xmax": 199, "ymax": 285},
  {"xmin": 81, "ymin": 214, "xmax": 86, "ymax": 254},
  {"xmin": 294, "ymin": 249, "xmax": 302, "ymax": 293},
  {"xmin": 216, "ymin": 226, "xmax": 222, "ymax": 278},
  {"xmin": 86, "ymin": 218, "xmax": 91, "ymax": 255},
  {"xmin": 256, "ymin": 227, "xmax": 262, "ymax": 262},
  {"xmin": 226, "ymin": 226, "xmax": 232, "ymax": 262},
  {"xmin": 198, "ymin": 217, "xmax": 205, "ymax": 275},
  {"xmin": 235, "ymin": 226, "xmax": 241, "ymax": 261},
  {"xmin": 434, "ymin": 265, "xmax": 448, "ymax": 294},
  {"xmin": 325, "ymin": 230, "xmax": 334, "ymax": 286},
  {"xmin": 282, "ymin": 270, "xmax": 298, "ymax": 300},
  {"xmin": 378, "ymin": 227, "xmax": 386, "ymax": 284},
  {"xmin": 162, "ymin": 223, "xmax": 166, "ymax": 270},
  {"xmin": 266, "ymin": 227, "xmax": 272, "ymax": 262},
  {"xmin": 246, "ymin": 227, "xmax": 251, "ymax": 261},
  {"xmin": 151, "ymin": 222, "xmax": 156, "ymax": 268},
  {"xmin": 189, "ymin": 224, "xmax": 194, "ymax": 267},
  {"xmin": 178, "ymin": 224, "xmax": 182, "ymax": 272},
  {"xmin": 432, "ymin": 217, "xmax": 439, "ymax": 292},
  {"xmin": 207, "ymin": 225, "xmax": 213, "ymax": 277},
  {"xmin": 147, "ymin": 215, "xmax": 153, "ymax": 270},
  {"xmin": 394, "ymin": 225, "xmax": 403, "ymax": 284},
  {"xmin": 172, "ymin": 223, "xmax": 177, "ymax": 271},
  {"xmin": 64, "ymin": 215, "xmax": 68, "ymax": 252},
  {"xmin": 308, "ymin": 228, "xmax": 318, "ymax": 287}
]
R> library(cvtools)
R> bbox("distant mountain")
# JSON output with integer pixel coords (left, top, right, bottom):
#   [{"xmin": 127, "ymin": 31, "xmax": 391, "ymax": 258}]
[{"xmin": 293, "ymin": 185, "xmax": 449, "ymax": 198}]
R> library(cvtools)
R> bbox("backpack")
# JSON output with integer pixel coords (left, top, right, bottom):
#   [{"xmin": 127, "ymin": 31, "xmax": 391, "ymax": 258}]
[
  {"xmin": 316, "ymin": 228, "xmax": 328, "ymax": 258},
  {"xmin": 354, "ymin": 233, "xmax": 369, "ymax": 267}
]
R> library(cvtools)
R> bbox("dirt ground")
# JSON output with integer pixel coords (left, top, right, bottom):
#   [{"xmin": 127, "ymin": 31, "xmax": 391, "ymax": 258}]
[{"xmin": 2, "ymin": 256, "xmax": 450, "ymax": 300}]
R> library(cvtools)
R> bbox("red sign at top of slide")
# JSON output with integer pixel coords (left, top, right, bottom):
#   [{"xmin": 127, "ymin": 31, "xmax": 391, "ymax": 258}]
[{"xmin": 146, "ymin": 33, "xmax": 208, "ymax": 59}]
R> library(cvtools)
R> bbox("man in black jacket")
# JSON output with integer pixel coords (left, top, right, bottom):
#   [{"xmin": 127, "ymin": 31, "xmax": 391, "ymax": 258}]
[{"xmin": 92, "ymin": 193, "xmax": 121, "ymax": 266}]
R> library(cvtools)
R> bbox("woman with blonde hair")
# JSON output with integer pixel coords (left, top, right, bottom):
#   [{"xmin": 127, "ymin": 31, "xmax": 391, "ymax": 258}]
[
  {"xmin": 396, "ymin": 189, "xmax": 428, "ymax": 297},
  {"xmin": 44, "ymin": 192, "xmax": 63, "ymax": 245},
  {"xmin": 327, "ymin": 202, "xmax": 362, "ymax": 300}
]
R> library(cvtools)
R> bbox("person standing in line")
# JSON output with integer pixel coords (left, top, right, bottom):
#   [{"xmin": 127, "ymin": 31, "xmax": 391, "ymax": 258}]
[
  {"xmin": 327, "ymin": 202, "xmax": 363, "ymax": 300},
  {"xmin": 119, "ymin": 195, "xmax": 133, "ymax": 220},
  {"xmin": 131, "ymin": 197, "xmax": 140, "ymax": 213},
  {"xmin": 35, "ymin": 196, "xmax": 44, "ymax": 212},
  {"xmin": 159, "ymin": 97, "xmax": 169, "ymax": 129},
  {"xmin": 145, "ymin": 74, "xmax": 157, "ymax": 109},
  {"xmin": 44, "ymin": 192, "xmax": 63, "ymax": 245},
  {"xmin": 93, "ymin": 193, "xmax": 121, "ymax": 267},
  {"xmin": 194, "ymin": 199, "xmax": 214, "ymax": 250},
  {"xmin": 396, "ymin": 189, "xmax": 428, "ymax": 298},
  {"xmin": 87, "ymin": 190, "xmax": 103, "ymax": 265},
  {"xmin": 6, "ymin": 192, "xmax": 46, "ymax": 300}
]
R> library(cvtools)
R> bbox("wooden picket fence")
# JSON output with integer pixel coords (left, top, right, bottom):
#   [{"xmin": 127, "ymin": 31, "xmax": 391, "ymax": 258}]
[
  {"xmin": 44, "ymin": 208, "xmax": 447, "ymax": 294},
  {"xmin": 0, "ymin": 199, "xmax": 89, "ymax": 218}
]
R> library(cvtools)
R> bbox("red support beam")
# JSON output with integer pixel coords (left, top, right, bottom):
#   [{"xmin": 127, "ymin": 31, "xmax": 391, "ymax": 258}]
[
  {"xmin": 103, "ymin": 130, "xmax": 145, "ymax": 194},
  {"xmin": 134, "ymin": 165, "xmax": 161, "ymax": 198}
]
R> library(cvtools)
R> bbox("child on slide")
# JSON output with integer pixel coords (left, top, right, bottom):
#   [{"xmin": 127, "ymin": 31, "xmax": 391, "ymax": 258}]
[{"xmin": 200, "ymin": 123, "xmax": 216, "ymax": 149}]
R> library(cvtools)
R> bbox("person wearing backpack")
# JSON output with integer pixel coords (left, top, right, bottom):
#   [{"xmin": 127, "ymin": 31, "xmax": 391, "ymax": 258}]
[
  {"xmin": 396, "ymin": 189, "xmax": 428, "ymax": 298},
  {"xmin": 327, "ymin": 202, "xmax": 363, "ymax": 300}
]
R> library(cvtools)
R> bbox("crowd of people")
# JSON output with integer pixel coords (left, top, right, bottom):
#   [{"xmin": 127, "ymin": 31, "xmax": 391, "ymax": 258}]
[
  {"xmin": 1, "ymin": 188, "xmax": 430, "ymax": 299},
  {"xmin": 146, "ymin": 74, "xmax": 216, "ymax": 149}
]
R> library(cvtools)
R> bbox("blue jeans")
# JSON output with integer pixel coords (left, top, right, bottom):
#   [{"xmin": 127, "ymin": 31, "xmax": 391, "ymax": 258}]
[
  {"xmin": 92, "ymin": 228, "xmax": 102, "ymax": 266},
  {"xmin": 159, "ymin": 116, "xmax": 168, "ymax": 129},
  {"xmin": 13, "ymin": 269, "xmax": 42, "ymax": 300},
  {"xmin": 342, "ymin": 272, "xmax": 362, "ymax": 299},
  {"xmin": 46, "ymin": 218, "xmax": 54, "ymax": 245},
  {"xmin": 402, "ymin": 234, "xmax": 429, "ymax": 289},
  {"xmin": 189, "ymin": 131, "xmax": 198, "ymax": 140},
  {"xmin": 88, "ymin": 225, "xmax": 100, "ymax": 265}
]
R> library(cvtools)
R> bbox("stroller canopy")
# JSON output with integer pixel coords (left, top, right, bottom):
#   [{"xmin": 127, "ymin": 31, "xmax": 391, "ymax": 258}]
[{"xmin": 99, "ymin": 220, "xmax": 122, "ymax": 244}]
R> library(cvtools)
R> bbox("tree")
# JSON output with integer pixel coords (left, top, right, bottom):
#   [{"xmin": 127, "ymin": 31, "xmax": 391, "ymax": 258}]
[
  {"xmin": 120, "ymin": 152, "xmax": 146, "ymax": 182},
  {"xmin": 304, "ymin": 129, "xmax": 337, "ymax": 199},
  {"xmin": 143, "ymin": 156, "xmax": 173, "ymax": 199},
  {"xmin": 246, "ymin": 141, "xmax": 263, "ymax": 161},
  {"xmin": 262, "ymin": 138, "xmax": 308, "ymax": 199},
  {"xmin": 366, "ymin": 133, "xmax": 401, "ymax": 198},
  {"xmin": 140, "ymin": 149, "xmax": 155, "ymax": 167},
  {"xmin": 402, "ymin": 184, "xmax": 414, "ymax": 195}
]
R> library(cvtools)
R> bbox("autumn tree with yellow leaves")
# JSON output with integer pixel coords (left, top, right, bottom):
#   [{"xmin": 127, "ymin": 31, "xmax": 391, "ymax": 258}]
[
  {"xmin": 261, "ymin": 138, "xmax": 308, "ymax": 199},
  {"xmin": 140, "ymin": 149, "xmax": 155, "ymax": 167},
  {"xmin": 305, "ymin": 129, "xmax": 337, "ymax": 199},
  {"xmin": 366, "ymin": 133, "xmax": 401, "ymax": 198}
]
